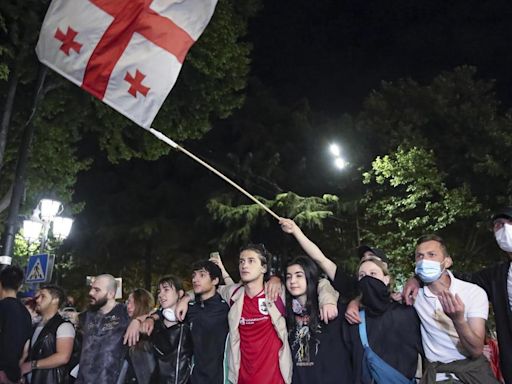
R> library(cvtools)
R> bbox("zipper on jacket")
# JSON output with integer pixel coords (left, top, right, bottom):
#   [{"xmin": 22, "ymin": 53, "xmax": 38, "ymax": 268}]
[{"xmin": 175, "ymin": 324, "xmax": 184, "ymax": 384}]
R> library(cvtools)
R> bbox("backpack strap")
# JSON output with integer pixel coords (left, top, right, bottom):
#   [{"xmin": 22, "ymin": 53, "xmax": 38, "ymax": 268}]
[{"xmin": 358, "ymin": 309, "xmax": 370, "ymax": 347}]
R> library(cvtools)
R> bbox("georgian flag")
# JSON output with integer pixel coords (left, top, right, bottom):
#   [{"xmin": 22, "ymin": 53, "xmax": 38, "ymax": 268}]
[{"xmin": 36, "ymin": 0, "xmax": 217, "ymax": 128}]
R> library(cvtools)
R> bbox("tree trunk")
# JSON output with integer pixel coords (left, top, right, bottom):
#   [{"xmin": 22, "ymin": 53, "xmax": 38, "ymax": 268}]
[
  {"xmin": 0, "ymin": 69, "xmax": 19, "ymax": 177},
  {"xmin": 1, "ymin": 66, "xmax": 47, "ymax": 260},
  {"xmin": 144, "ymin": 239, "xmax": 153, "ymax": 291}
]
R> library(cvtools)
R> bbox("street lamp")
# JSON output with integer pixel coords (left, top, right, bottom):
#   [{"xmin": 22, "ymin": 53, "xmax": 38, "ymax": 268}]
[
  {"xmin": 22, "ymin": 199, "xmax": 73, "ymax": 252},
  {"xmin": 328, "ymin": 142, "xmax": 348, "ymax": 170}
]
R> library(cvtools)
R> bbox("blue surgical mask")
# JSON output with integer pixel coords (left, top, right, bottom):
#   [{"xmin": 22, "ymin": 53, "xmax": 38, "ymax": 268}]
[{"xmin": 415, "ymin": 259, "xmax": 444, "ymax": 283}]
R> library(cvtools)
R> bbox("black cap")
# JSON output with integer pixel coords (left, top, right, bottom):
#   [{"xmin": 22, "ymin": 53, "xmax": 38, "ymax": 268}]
[
  {"xmin": 357, "ymin": 245, "xmax": 389, "ymax": 264},
  {"xmin": 491, "ymin": 207, "xmax": 512, "ymax": 222}
]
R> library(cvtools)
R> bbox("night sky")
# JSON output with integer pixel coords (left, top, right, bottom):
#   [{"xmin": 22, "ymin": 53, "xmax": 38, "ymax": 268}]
[
  {"xmin": 250, "ymin": 0, "xmax": 512, "ymax": 113},
  {"xmin": 71, "ymin": 0, "xmax": 512, "ymax": 272}
]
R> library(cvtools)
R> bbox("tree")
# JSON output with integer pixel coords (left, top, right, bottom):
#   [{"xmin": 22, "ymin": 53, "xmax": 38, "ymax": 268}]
[
  {"xmin": 0, "ymin": 0, "xmax": 261, "ymax": 255},
  {"xmin": 360, "ymin": 146, "xmax": 480, "ymax": 283},
  {"xmin": 356, "ymin": 66, "xmax": 512, "ymax": 210}
]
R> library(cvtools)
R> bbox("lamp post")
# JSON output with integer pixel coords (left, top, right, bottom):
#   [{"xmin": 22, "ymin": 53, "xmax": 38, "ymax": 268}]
[{"xmin": 22, "ymin": 198, "xmax": 73, "ymax": 253}]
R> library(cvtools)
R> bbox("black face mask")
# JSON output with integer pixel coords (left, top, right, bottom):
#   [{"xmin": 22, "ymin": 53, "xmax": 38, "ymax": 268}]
[{"xmin": 358, "ymin": 276, "xmax": 391, "ymax": 316}]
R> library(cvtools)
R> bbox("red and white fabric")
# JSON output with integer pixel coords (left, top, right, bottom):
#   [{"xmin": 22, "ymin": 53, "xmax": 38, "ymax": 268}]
[{"xmin": 36, "ymin": 0, "xmax": 217, "ymax": 128}]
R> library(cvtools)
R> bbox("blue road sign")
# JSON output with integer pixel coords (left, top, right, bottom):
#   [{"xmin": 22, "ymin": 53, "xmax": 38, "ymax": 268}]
[{"xmin": 26, "ymin": 253, "xmax": 51, "ymax": 283}]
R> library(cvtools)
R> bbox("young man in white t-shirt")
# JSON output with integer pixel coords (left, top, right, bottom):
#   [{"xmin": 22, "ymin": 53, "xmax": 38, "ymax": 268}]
[
  {"xmin": 20, "ymin": 285, "xmax": 75, "ymax": 384},
  {"xmin": 413, "ymin": 235, "xmax": 498, "ymax": 383}
]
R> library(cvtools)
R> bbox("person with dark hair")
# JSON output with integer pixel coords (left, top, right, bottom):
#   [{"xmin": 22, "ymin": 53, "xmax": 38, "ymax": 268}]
[
  {"xmin": 20, "ymin": 284, "xmax": 75, "ymax": 384},
  {"xmin": 0, "ymin": 265, "xmax": 32, "ymax": 384},
  {"xmin": 75, "ymin": 274, "xmax": 130, "ymax": 384},
  {"xmin": 149, "ymin": 276, "xmax": 193, "ymax": 384},
  {"xmin": 285, "ymin": 256, "xmax": 353, "ymax": 384},
  {"xmin": 121, "ymin": 288, "xmax": 155, "ymax": 384},
  {"xmin": 186, "ymin": 260, "xmax": 229, "ymax": 384},
  {"xmin": 280, "ymin": 218, "xmax": 422, "ymax": 383},
  {"xmin": 176, "ymin": 244, "xmax": 338, "ymax": 384},
  {"xmin": 141, "ymin": 261, "xmax": 230, "ymax": 384}
]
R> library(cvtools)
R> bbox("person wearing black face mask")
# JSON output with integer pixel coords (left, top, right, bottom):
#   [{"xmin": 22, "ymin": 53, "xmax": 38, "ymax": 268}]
[
  {"xmin": 280, "ymin": 218, "xmax": 423, "ymax": 383},
  {"xmin": 342, "ymin": 257, "xmax": 423, "ymax": 383}
]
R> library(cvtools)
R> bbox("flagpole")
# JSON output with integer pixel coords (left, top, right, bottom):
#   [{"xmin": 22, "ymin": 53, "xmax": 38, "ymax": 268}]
[{"xmin": 148, "ymin": 128, "xmax": 281, "ymax": 221}]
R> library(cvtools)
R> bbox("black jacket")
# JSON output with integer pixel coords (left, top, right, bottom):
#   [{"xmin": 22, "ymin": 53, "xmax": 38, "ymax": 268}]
[
  {"xmin": 466, "ymin": 261, "xmax": 512, "ymax": 384},
  {"xmin": 151, "ymin": 320, "xmax": 192, "ymax": 384},
  {"xmin": 187, "ymin": 293, "xmax": 229, "ymax": 384},
  {"xmin": 30, "ymin": 313, "xmax": 71, "ymax": 384}
]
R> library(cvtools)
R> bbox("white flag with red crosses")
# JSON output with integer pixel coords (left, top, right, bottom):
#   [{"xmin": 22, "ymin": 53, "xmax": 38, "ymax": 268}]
[{"xmin": 36, "ymin": 0, "xmax": 217, "ymax": 129}]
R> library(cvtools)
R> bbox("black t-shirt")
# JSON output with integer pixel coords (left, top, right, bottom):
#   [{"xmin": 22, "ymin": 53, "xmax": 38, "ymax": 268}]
[
  {"xmin": 332, "ymin": 267, "xmax": 359, "ymax": 300},
  {"xmin": 187, "ymin": 293, "xmax": 229, "ymax": 384},
  {"xmin": 342, "ymin": 302, "xmax": 423, "ymax": 383},
  {"xmin": 0, "ymin": 297, "xmax": 32, "ymax": 382},
  {"xmin": 289, "ymin": 301, "xmax": 353, "ymax": 384}
]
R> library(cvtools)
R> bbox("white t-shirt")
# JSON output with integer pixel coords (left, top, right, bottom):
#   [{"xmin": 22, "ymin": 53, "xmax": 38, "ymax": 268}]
[
  {"xmin": 414, "ymin": 270, "xmax": 488, "ymax": 380},
  {"xmin": 508, "ymin": 263, "xmax": 512, "ymax": 310},
  {"xmin": 28, "ymin": 321, "xmax": 75, "ymax": 381},
  {"xmin": 31, "ymin": 321, "xmax": 75, "ymax": 345}
]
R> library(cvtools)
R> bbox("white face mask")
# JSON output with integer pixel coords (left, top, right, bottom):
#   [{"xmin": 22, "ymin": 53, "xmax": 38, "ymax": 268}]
[{"xmin": 495, "ymin": 223, "xmax": 512, "ymax": 252}]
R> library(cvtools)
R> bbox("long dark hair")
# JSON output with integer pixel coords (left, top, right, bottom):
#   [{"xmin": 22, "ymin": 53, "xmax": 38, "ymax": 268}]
[{"xmin": 285, "ymin": 256, "xmax": 321, "ymax": 334}]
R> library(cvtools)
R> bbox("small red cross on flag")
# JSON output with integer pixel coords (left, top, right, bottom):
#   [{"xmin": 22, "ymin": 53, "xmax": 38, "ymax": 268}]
[
  {"xmin": 125, "ymin": 70, "xmax": 150, "ymax": 98},
  {"xmin": 54, "ymin": 27, "xmax": 82, "ymax": 55},
  {"xmin": 36, "ymin": 0, "xmax": 217, "ymax": 128}
]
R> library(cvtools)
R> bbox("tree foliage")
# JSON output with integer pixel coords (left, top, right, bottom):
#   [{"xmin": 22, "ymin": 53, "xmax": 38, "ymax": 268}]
[
  {"xmin": 360, "ymin": 146, "xmax": 480, "ymax": 282},
  {"xmin": 208, "ymin": 192, "xmax": 340, "ymax": 247},
  {"xmin": 0, "ymin": 0, "xmax": 260, "ymax": 250}
]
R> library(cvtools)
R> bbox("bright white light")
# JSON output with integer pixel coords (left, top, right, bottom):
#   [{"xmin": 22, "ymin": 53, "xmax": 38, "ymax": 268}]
[
  {"xmin": 329, "ymin": 143, "xmax": 341, "ymax": 157},
  {"xmin": 334, "ymin": 157, "xmax": 348, "ymax": 169},
  {"xmin": 52, "ymin": 217, "xmax": 73, "ymax": 240},
  {"xmin": 39, "ymin": 199, "xmax": 62, "ymax": 221},
  {"xmin": 23, "ymin": 219, "xmax": 43, "ymax": 242}
]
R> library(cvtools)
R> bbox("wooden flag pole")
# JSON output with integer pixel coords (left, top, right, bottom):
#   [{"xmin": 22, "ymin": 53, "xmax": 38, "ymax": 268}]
[{"xmin": 148, "ymin": 128, "xmax": 280, "ymax": 221}]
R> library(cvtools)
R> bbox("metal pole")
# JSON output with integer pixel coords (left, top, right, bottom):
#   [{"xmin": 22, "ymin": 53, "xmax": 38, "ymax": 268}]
[{"xmin": 0, "ymin": 66, "xmax": 48, "ymax": 266}]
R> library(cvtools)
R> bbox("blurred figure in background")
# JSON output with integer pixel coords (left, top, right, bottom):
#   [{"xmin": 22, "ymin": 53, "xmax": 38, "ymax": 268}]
[
  {"xmin": 119, "ymin": 288, "xmax": 155, "ymax": 384},
  {"xmin": 0, "ymin": 266, "xmax": 32, "ymax": 384}
]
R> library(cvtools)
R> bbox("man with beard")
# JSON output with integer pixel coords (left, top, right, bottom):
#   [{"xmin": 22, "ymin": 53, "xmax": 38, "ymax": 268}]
[
  {"xmin": 20, "ymin": 285, "xmax": 75, "ymax": 384},
  {"xmin": 75, "ymin": 274, "xmax": 130, "ymax": 383}
]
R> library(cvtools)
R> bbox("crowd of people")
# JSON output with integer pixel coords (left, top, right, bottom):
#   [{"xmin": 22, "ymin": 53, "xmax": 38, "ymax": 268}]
[{"xmin": 0, "ymin": 207, "xmax": 511, "ymax": 384}]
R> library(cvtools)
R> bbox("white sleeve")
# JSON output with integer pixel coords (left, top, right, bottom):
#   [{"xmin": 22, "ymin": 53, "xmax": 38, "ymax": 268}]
[
  {"xmin": 465, "ymin": 284, "xmax": 489, "ymax": 320},
  {"xmin": 56, "ymin": 322, "xmax": 76, "ymax": 338}
]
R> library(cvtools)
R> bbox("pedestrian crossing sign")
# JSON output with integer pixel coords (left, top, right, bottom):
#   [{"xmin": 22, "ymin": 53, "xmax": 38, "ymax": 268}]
[{"xmin": 26, "ymin": 253, "xmax": 54, "ymax": 283}]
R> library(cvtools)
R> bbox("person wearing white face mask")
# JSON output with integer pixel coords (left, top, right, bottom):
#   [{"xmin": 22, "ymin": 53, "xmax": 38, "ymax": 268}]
[
  {"xmin": 412, "ymin": 235, "xmax": 498, "ymax": 384},
  {"xmin": 403, "ymin": 208, "xmax": 512, "ymax": 383}
]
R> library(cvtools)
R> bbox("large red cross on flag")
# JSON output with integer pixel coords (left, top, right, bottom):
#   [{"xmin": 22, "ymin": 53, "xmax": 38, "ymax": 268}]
[{"xmin": 36, "ymin": 0, "xmax": 217, "ymax": 129}]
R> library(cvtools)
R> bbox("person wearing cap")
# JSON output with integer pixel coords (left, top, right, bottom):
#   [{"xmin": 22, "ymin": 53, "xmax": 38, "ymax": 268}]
[
  {"xmin": 358, "ymin": 245, "xmax": 389, "ymax": 265},
  {"xmin": 403, "ymin": 209, "xmax": 512, "ymax": 383}
]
